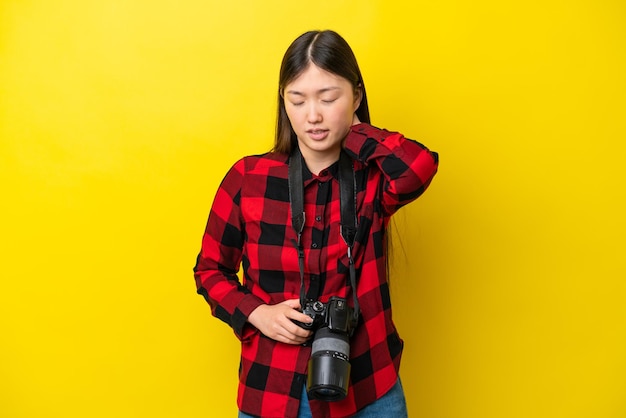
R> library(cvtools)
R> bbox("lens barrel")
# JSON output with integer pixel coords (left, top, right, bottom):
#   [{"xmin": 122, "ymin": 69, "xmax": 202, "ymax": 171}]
[{"xmin": 306, "ymin": 327, "xmax": 351, "ymax": 401}]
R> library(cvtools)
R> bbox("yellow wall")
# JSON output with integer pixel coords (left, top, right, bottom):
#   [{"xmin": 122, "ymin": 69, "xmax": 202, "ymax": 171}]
[{"xmin": 1, "ymin": 1, "xmax": 625, "ymax": 417}]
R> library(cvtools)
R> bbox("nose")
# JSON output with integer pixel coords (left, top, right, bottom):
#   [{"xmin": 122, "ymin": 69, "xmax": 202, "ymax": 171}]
[{"xmin": 306, "ymin": 103, "xmax": 322, "ymax": 123}]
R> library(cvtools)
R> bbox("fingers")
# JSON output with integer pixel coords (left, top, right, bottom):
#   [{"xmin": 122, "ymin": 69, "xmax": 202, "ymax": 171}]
[
  {"xmin": 271, "ymin": 321, "xmax": 311, "ymax": 345},
  {"xmin": 277, "ymin": 329, "xmax": 311, "ymax": 345},
  {"xmin": 280, "ymin": 298, "xmax": 317, "ymax": 327},
  {"xmin": 278, "ymin": 311, "xmax": 313, "ymax": 343},
  {"xmin": 288, "ymin": 311, "xmax": 315, "ymax": 327},
  {"xmin": 280, "ymin": 298, "xmax": 301, "ymax": 310}
]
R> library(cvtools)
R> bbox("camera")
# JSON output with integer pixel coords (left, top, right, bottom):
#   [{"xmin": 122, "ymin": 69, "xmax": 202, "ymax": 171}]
[{"xmin": 295, "ymin": 296, "xmax": 357, "ymax": 401}]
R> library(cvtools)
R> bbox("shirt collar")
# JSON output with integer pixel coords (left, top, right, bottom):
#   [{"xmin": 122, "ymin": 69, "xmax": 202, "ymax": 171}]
[{"xmin": 301, "ymin": 155, "xmax": 340, "ymax": 186}]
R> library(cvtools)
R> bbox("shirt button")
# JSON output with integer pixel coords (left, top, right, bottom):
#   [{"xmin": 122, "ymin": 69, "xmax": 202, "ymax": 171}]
[
  {"xmin": 312, "ymin": 243, "xmax": 318, "ymax": 248},
  {"xmin": 315, "ymin": 216, "xmax": 322, "ymax": 222}
]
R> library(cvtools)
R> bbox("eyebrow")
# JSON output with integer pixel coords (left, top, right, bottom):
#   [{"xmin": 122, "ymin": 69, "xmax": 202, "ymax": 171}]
[{"xmin": 285, "ymin": 86, "xmax": 341, "ymax": 96}]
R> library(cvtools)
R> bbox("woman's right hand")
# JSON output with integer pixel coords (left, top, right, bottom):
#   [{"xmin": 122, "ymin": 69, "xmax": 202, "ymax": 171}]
[{"xmin": 247, "ymin": 299, "xmax": 314, "ymax": 344}]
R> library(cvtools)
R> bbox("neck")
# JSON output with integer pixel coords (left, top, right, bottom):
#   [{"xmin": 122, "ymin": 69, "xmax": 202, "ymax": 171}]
[
  {"xmin": 296, "ymin": 142, "xmax": 341, "ymax": 175},
  {"xmin": 300, "ymin": 149, "xmax": 340, "ymax": 175}
]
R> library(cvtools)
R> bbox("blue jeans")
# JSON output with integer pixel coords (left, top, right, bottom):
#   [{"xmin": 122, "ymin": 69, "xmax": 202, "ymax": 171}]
[{"xmin": 238, "ymin": 378, "xmax": 408, "ymax": 418}]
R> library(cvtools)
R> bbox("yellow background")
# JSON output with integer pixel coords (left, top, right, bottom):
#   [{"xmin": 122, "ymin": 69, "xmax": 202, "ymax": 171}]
[{"xmin": 1, "ymin": 1, "xmax": 625, "ymax": 417}]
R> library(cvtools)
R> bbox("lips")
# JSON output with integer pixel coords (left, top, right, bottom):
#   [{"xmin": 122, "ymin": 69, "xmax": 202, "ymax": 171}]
[{"xmin": 306, "ymin": 129, "xmax": 329, "ymax": 141}]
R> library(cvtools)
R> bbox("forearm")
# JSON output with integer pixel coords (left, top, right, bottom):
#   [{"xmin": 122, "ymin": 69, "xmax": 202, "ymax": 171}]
[{"xmin": 344, "ymin": 123, "xmax": 439, "ymax": 213}]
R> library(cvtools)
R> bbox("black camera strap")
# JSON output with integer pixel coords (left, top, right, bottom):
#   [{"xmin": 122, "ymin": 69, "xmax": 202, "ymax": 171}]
[{"xmin": 288, "ymin": 147, "xmax": 360, "ymax": 326}]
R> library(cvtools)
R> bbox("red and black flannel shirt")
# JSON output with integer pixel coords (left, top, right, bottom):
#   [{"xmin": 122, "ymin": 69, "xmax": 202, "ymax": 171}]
[{"xmin": 194, "ymin": 123, "xmax": 439, "ymax": 418}]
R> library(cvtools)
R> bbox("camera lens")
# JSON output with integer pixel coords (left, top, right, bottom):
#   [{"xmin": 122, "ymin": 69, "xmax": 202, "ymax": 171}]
[{"xmin": 306, "ymin": 327, "xmax": 351, "ymax": 401}]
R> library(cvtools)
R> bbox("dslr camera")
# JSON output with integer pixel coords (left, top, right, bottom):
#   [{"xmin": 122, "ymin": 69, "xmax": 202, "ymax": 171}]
[{"xmin": 295, "ymin": 296, "xmax": 358, "ymax": 401}]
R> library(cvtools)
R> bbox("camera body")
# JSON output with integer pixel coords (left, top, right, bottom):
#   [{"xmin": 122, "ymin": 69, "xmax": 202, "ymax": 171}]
[
  {"xmin": 300, "ymin": 297, "xmax": 355, "ymax": 334},
  {"xmin": 296, "ymin": 296, "xmax": 357, "ymax": 401}
]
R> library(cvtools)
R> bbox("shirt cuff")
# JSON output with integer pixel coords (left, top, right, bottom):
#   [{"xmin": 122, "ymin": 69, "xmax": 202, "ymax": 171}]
[
  {"xmin": 232, "ymin": 293, "xmax": 265, "ymax": 341},
  {"xmin": 345, "ymin": 123, "xmax": 396, "ymax": 159}
]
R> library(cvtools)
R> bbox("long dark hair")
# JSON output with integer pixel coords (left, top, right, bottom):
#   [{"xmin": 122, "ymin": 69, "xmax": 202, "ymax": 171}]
[
  {"xmin": 273, "ymin": 31, "xmax": 397, "ymax": 283},
  {"xmin": 273, "ymin": 30, "xmax": 370, "ymax": 154}
]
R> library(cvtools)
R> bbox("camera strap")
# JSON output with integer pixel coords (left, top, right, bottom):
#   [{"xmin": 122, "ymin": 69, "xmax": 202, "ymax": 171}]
[{"xmin": 288, "ymin": 146, "xmax": 360, "ymax": 326}]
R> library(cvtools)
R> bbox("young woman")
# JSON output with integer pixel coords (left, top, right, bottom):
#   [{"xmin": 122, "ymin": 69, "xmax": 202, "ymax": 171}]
[{"xmin": 194, "ymin": 30, "xmax": 439, "ymax": 418}]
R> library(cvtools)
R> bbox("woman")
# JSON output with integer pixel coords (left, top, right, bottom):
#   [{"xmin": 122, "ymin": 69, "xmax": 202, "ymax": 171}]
[{"xmin": 194, "ymin": 30, "xmax": 439, "ymax": 418}]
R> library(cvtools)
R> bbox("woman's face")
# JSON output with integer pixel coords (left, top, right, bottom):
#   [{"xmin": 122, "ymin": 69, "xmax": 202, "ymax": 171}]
[{"xmin": 284, "ymin": 64, "xmax": 361, "ymax": 165}]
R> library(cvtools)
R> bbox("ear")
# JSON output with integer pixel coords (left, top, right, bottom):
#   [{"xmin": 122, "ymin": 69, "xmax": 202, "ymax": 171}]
[{"xmin": 353, "ymin": 84, "xmax": 363, "ymax": 111}]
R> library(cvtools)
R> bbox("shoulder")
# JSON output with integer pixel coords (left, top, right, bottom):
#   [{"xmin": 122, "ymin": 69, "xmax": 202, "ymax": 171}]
[
  {"xmin": 238, "ymin": 152, "xmax": 288, "ymax": 171},
  {"xmin": 226, "ymin": 152, "xmax": 289, "ymax": 176},
  {"xmin": 225, "ymin": 153, "xmax": 290, "ymax": 202}
]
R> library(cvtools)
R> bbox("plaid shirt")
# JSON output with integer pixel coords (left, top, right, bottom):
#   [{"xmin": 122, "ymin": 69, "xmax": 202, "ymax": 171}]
[{"xmin": 194, "ymin": 123, "xmax": 438, "ymax": 418}]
